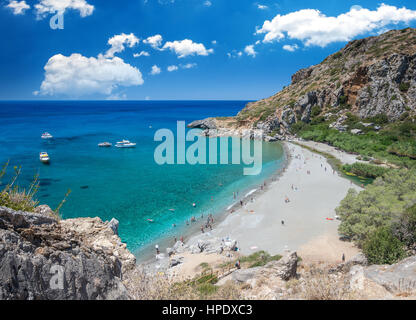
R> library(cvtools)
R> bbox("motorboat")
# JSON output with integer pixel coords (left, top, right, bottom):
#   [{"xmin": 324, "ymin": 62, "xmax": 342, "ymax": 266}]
[
  {"xmin": 98, "ymin": 142, "xmax": 112, "ymax": 147},
  {"xmin": 41, "ymin": 132, "xmax": 53, "ymax": 139},
  {"xmin": 39, "ymin": 152, "xmax": 50, "ymax": 164},
  {"xmin": 115, "ymin": 140, "xmax": 136, "ymax": 148}
]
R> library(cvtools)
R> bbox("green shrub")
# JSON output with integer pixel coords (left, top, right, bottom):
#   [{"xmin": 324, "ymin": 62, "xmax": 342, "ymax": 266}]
[
  {"xmin": 339, "ymin": 95, "xmax": 348, "ymax": 105},
  {"xmin": 392, "ymin": 204, "xmax": 416, "ymax": 250},
  {"xmin": 342, "ymin": 162, "xmax": 390, "ymax": 179},
  {"xmin": 399, "ymin": 82, "xmax": 411, "ymax": 93},
  {"xmin": 337, "ymin": 169, "xmax": 416, "ymax": 242},
  {"xmin": 311, "ymin": 106, "xmax": 322, "ymax": 118},
  {"xmin": 363, "ymin": 227, "xmax": 406, "ymax": 265}
]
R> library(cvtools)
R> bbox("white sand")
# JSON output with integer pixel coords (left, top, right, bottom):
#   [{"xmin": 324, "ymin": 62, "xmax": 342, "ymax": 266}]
[
  {"xmin": 186, "ymin": 142, "xmax": 362, "ymax": 260},
  {"xmin": 293, "ymin": 139, "xmax": 362, "ymax": 165}
]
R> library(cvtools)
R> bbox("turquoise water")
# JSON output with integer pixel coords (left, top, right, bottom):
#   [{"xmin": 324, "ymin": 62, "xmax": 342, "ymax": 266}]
[{"xmin": 0, "ymin": 101, "xmax": 285, "ymax": 252}]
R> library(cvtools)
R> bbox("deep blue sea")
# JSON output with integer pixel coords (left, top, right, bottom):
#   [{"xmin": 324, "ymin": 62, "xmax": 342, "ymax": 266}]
[{"xmin": 0, "ymin": 101, "xmax": 285, "ymax": 254}]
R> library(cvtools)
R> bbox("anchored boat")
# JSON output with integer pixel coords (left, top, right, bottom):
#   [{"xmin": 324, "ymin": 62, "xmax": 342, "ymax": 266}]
[
  {"xmin": 115, "ymin": 140, "xmax": 136, "ymax": 148},
  {"xmin": 98, "ymin": 142, "xmax": 112, "ymax": 147},
  {"xmin": 41, "ymin": 132, "xmax": 53, "ymax": 139},
  {"xmin": 39, "ymin": 152, "xmax": 50, "ymax": 164}
]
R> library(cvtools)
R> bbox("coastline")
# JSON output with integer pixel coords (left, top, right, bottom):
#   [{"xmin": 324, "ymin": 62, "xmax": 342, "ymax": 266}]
[
  {"xmin": 139, "ymin": 141, "xmax": 363, "ymax": 274},
  {"xmin": 135, "ymin": 141, "xmax": 290, "ymax": 264}
]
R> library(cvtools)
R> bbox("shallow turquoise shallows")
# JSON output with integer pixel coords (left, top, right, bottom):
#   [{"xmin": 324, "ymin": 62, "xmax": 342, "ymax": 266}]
[{"xmin": 0, "ymin": 101, "xmax": 285, "ymax": 253}]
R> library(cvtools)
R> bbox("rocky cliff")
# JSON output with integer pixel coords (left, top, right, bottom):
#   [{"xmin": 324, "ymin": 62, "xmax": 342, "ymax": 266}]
[
  {"xmin": 0, "ymin": 206, "xmax": 135, "ymax": 300},
  {"xmin": 190, "ymin": 28, "xmax": 416, "ymax": 139}
]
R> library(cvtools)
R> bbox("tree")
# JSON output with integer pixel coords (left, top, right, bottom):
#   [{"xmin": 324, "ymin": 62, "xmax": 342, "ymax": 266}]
[{"xmin": 363, "ymin": 227, "xmax": 406, "ymax": 265}]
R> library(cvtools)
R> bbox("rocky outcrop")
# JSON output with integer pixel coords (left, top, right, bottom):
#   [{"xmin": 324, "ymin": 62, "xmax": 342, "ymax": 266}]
[
  {"xmin": 232, "ymin": 251, "xmax": 298, "ymax": 284},
  {"xmin": 187, "ymin": 118, "xmax": 217, "ymax": 130},
  {"xmin": 350, "ymin": 255, "xmax": 416, "ymax": 295},
  {"xmin": 0, "ymin": 206, "xmax": 135, "ymax": 300},
  {"xmin": 190, "ymin": 28, "xmax": 416, "ymax": 137}
]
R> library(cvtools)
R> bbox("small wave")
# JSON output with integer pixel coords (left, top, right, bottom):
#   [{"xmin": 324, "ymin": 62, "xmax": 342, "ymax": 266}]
[
  {"xmin": 245, "ymin": 189, "xmax": 257, "ymax": 197},
  {"xmin": 227, "ymin": 203, "xmax": 237, "ymax": 210}
]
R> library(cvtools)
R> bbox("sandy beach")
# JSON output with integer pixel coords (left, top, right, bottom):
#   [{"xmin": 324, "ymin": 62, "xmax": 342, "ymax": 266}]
[{"xmin": 184, "ymin": 142, "xmax": 362, "ymax": 264}]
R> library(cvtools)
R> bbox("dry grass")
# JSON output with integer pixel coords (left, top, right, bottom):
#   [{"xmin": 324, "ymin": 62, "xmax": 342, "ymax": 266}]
[
  {"xmin": 283, "ymin": 264, "xmax": 355, "ymax": 300},
  {"xmin": 124, "ymin": 267, "xmax": 243, "ymax": 300}
]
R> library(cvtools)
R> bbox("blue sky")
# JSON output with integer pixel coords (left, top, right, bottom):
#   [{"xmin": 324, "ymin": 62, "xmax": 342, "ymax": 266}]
[{"xmin": 1, "ymin": 0, "xmax": 416, "ymax": 100}]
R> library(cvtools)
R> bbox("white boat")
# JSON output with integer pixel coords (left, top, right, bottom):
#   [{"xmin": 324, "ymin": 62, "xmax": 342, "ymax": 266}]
[
  {"xmin": 115, "ymin": 140, "xmax": 136, "ymax": 148},
  {"xmin": 39, "ymin": 152, "xmax": 50, "ymax": 164},
  {"xmin": 98, "ymin": 142, "xmax": 112, "ymax": 147},
  {"xmin": 41, "ymin": 132, "xmax": 53, "ymax": 139}
]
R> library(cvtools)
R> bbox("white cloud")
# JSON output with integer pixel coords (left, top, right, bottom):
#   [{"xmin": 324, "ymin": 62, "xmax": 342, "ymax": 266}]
[
  {"xmin": 104, "ymin": 33, "xmax": 139, "ymax": 58},
  {"xmin": 227, "ymin": 51, "xmax": 243, "ymax": 58},
  {"xmin": 6, "ymin": 1, "xmax": 30, "ymax": 15},
  {"xmin": 38, "ymin": 53, "xmax": 143, "ymax": 97},
  {"xmin": 133, "ymin": 51, "xmax": 150, "ymax": 58},
  {"xmin": 35, "ymin": 0, "xmax": 94, "ymax": 18},
  {"xmin": 180, "ymin": 63, "xmax": 197, "ymax": 69},
  {"xmin": 283, "ymin": 44, "xmax": 299, "ymax": 52},
  {"xmin": 256, "ymin": 3, "xmax": 416, "ymax": 47},
  {"xmin": 244, "ymin": 45, "xmax": 257, "ymax": 57},
  {"xmin": 257, "ymin": 4, "xmax": 268, "ymax": 10},
  {"xmin": 212, "ymin": 40, "xmax": 217, "ymax": 45},
  {"xmin": 150, "ymin": 65, "xmax": 161, "ymax": 75},
  {"xmin": 204, "ymin": 1, "xmax": 212, "ymax": 7},
  {"xmin": 167, "ymin": 65, "xmax": 179, "ymax": 72},
  {"xmin": 162, "ymin": 39, "xmax": 214, "ymax": 58},
  {"xmin": 143, "ymin": 34, "xmax": 163, "ymax": 49}
]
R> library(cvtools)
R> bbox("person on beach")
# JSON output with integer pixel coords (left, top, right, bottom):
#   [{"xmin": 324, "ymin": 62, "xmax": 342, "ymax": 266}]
[
  {"xmin": 180, "ymin": 236, "xmax": 184, "ymax": 243},
  {"xmin": 155, "ymin": 245, "xmax": 160, "ymax": 255},
  {"xmin": 342, "ymin": 253, "xmax": 345, "ymax": 262},
  {"xmin": 240, "ymin": 200, "xmax": 243, "ymax": 207},
  {"xmin": 174, "ymin": 237, "xmax": 177, "ymax": 244},
  {"xmin": 235, "ymin": 260, "xmax": 241, "ymax": 270},
  {"xmin": 201, "ymin": 226, "xmax": 204, "ymax": 233}
]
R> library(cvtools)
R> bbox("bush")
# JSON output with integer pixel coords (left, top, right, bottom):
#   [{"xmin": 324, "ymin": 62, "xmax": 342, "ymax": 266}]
[
  {"xmin": 399, "ymin": 82, "xmax": 411, "ymax": 92},
  {"xmin": 342, "ymin": 162, "xmax": 390, "ymax": 179},
  {"xmin": 392, "ymin": 204, "xmax": 416, "ymax": 250},
  {"xmin": 363, "ymin": 227, "xmax": 406, "ymax": 265},
  {"xmin": 0, "ymin": 162, "xmax": 39, "ymax": 212},
  {"xmin": 339, "ymin": 95, "xmax": 348, "ymax": 105},
  {"xmin": 337, "ymin": 169, "xmax": 416, "ymax": 242},
  {"xmin": 310, "ymin": 106, "xmax": 322, "ymax": 118}
]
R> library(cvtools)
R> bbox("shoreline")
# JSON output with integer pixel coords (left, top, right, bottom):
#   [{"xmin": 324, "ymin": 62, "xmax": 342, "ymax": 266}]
[
  {"xmin": 139, "ymin": 140, "xmax": 363, "ymax": 273},
  {"xmin": 135, "ymin": 141, "xmax": 291, "ymax": 264},
  {"xmin": 184, "ymin": 142, "xmax": 362, "ymax": 257}
]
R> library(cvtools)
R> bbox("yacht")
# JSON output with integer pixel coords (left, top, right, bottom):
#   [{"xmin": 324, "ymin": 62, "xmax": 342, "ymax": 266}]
[
  {"xmin": 41, "ymin": 132, "xmax": 53, "ymax": 139},
  {"xmin": 98, "ymin": 142, "xmax": 112, "ymax": 147},
  {"xmin": 115, "ymin": 140, "xmax": 136, "ymax": 148},
  {"xmin": 39, "ymin": 152, "xmax": 50, "ymax": 164}
]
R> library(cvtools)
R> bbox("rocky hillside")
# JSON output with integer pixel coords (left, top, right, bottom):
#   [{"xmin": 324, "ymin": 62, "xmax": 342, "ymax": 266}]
[
  {"xmin": 0, "ymin": 206, "xmax": 136, "ymax": 300},
  {"xmin": 190, "ymin": 28, "xmax": 416, "ymax": 139}
]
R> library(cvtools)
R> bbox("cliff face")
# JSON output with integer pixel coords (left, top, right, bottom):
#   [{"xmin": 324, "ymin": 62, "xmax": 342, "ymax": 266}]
[
  {"xmin": 0, "ymin": 206, "xmax": 135, "ymax": 300},
  {"xmin": 192, "ymin": 28, "xmax": 416, "ymax": 138}
]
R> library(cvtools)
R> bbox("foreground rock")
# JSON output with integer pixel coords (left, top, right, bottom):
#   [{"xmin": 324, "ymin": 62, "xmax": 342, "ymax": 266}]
[
  {"xmin": 350, "ymin": 255, "xmax": 416, "ymax": 295},
  {"xmin": 0, "ymin": 206, "xmax": 135, "ymax": 300},
  {"xmin": 232, "ymin": 251, "xmax": 298, "ymax": 284}
]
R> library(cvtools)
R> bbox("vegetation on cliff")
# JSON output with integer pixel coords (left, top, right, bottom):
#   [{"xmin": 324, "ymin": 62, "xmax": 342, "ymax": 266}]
[{"xmin": 336, "ymin": 169, "xmax": 416, "ymax": 264}]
